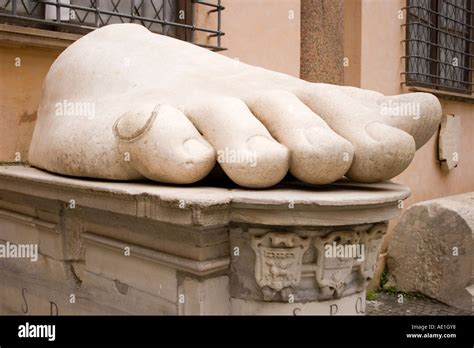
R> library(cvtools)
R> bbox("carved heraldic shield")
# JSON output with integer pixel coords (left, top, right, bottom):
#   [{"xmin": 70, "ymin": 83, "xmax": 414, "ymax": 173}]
[{"xmin": 251, "ymin": 232, "xmax": 310, "ymax": 291}]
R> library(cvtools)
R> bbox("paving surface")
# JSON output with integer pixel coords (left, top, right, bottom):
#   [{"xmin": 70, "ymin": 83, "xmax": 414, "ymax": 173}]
[{"xmin": 366, "ymin": 292, "xmax": 472, "ymax": 316}]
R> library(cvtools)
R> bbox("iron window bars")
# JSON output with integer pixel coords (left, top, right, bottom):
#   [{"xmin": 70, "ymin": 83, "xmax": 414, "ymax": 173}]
[
  {"xmin": 0, "ymin": 0, "xmax": 225, "ymax": 51},
  {"xmin": 403, "ymin": 0, "xmax": 473, "ymax": 94}
]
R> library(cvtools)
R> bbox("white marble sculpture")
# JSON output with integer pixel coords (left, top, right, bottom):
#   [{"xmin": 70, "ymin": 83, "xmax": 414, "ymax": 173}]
[{"xmin": 29, "ymin": 24, "xmax": 442, "ymax": 188}]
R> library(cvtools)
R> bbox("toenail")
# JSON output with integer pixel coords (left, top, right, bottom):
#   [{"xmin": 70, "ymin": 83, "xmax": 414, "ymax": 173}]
[{"xmin": 182, "ymin": 138, "xmax": 214, "ymax": 157}]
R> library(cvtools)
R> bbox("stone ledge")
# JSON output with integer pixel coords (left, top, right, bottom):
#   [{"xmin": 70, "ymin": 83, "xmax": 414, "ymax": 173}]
[
  {"xmin": 0, "ymin": 23, "xmax": 80, "ymax": 49},
  {"xmin": 0, "ymin": 207, "xmax": 56, "ymax": 232},
  {"xmin": 408, "ymin": 86, "xmax": 474, "ymax": 104},
  {"xmin": 0, "ymin": 166, "xmax": 411, "ymax": 227},
  {"xmin": 82, "ymin": 231, "xmax": 230, "ymax": 277}
]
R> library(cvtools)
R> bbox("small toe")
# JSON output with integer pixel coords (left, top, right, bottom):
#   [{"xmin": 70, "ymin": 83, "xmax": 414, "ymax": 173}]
[
  {"xmin": 378, "ymin": 93, "xmax": 442, "ymax": 149},
  {"xmin": 186, "ymin": 96, "xmax": 289, "ymax": 188},
  {"xmin": 297, "ymin": 84, "xmax": 417, "ymax": 182},
  {"xmin": 247, "ymin": 90, "xmax": 354, "ymax": 184}
]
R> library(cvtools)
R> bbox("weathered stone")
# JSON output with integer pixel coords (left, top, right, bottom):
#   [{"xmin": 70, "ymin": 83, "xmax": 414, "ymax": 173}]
[
  {"xmin": 0, "ymin": 166, "xmax": 410, "ymax": 315},
  {"xmin": 0, "ymin": 246, "xmax": 71, "ymax": 284},
  {"xmin": 29, "ymin": 24, "xmax": 441, "ymax": 188},
  {"xmin": 0, "ymin": 166, "xmax": 411, "ymax": 227},
  {"xmin": 230, "ymin": 223, "xmax": 386, "ymax": 303},
  {"xmin": 231, "ymin": 291, "xmax": 366, "ymax": 315},
  {"xmin": 387, "ymin": 193, "xmax": 473, "ymax": 311},
  {"xmin": 84, "ymin": 237, "xmax": 178, "ymax": 303},
  {"xmin": 178, "ymin": 276, "xmax": 230, "ymax": 315},
  {"xmin": 81, "ymin": 271, "xmax": 178, "ymax": 315},
  {"xmin": 438, "ymin": 114, "xmax": 461, "ymax": 171}
]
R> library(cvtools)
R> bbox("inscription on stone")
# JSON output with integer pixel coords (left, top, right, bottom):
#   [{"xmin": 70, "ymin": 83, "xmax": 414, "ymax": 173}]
[{"xmin": 20, "ymin": 288, "xmax": 59, "ymax": 315}]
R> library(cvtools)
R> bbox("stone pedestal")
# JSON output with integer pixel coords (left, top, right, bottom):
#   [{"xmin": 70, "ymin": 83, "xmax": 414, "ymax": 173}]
[
  {"xmin": 0, "ymin": 166, "xmax": 409, "ymax": 315},
  {"xmin": 388, "ymin": 193, "xmax": 473, "ymax": 311}
]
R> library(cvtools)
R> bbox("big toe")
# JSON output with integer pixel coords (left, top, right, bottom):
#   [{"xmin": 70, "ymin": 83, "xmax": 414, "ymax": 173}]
[{"xmin": 114, "ymin": 104, "xmax": 216, "ymax": 184}]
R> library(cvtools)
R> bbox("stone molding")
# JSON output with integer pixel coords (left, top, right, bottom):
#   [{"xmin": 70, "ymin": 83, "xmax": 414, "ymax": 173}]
[
  {"xmin": 0, "ymin": 24, "xmax": 80, "ymax": 49},
  {"xmin": 0, "ymin": 207, "xmax": 56, "ymax": 232},
  {"xmin": 82, "ymin": 232, "xmax": 229, "ymax": 277},
  {"xmin": 0, "ymin": 166, "xmax": 410, "ymax": 227}
]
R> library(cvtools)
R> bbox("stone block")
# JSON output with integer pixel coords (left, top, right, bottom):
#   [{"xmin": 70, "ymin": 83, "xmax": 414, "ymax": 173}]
[
  {"xmin": 0, "ymin": 204, "xmax": 64, "ymax": 260},
  {"xmin": 178, "ymin": 276, "xmax": 230, "ymax": 315},
  {"xmin": 81, "ymin": 271, "xmax": 177, "ymax": 315},
  {"xmin": 0, "ymin": 210, "xmax": 39, "ymax": 246},
  {"xmin": 438, "ymin": 114, "xmax": 461, "ymax": 171},
  {"xmin": 231, "ymin": 291, "xmax": 366, "ymax": 315},
  {"xmin": 387, "ymin": 193, "xmax": 473, "ymax": 311},
  {"xmin": 84, "ymin": 238, "xmax": 178, "ymax": 303},
  {"xmin": 0, "ymin": 267, "xmax": 122, "ymax": 315},
  {"xmin": 0, "ymin": 245, "xmax": 71, "ymax": 284}
]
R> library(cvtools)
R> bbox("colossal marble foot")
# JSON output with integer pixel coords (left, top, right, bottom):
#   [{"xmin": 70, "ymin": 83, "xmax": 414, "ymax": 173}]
[{"xmin": 29, "ymin": 23, "xmax": 442, "ymax": 188}]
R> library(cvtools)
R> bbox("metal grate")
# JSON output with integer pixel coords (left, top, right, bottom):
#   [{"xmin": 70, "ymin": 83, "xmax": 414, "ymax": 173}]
[
  {"xmin": 403, "ymin": 0, "xmax": 473, "ymax": 94},
  {"xmin": 0, "ymin": 0, "xmax": 225, "ymax": 51}
]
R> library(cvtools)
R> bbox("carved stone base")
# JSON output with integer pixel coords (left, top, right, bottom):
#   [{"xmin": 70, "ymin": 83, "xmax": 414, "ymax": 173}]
[
  {"xmin": 231, "ymin": 292, "xmax": 366, "ymax": 315},
  {"xmin": 231, "ymin": 224, "xmax": 386, "ymax": 308},
  {"xmin": 0, "ymin": 166, "xmax": 409, "ymax": 315}
]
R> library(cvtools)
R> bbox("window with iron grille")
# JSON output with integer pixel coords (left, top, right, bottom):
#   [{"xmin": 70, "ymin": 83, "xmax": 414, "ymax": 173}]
[
  {"xmin": 404, "ymin": 0, "xmax": 473, "ymax": 95},
  {"xmin": 0, "ymin": 0, "xmax": 225, "ymax": 51}
]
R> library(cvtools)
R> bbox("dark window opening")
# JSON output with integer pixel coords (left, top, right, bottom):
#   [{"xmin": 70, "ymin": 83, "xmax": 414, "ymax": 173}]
[
  {"xmin": 0, "ymin": 0, "xmax": 225, "ymax": 51},
  {"xmin": 404, "ymin": 0, "xmax": 473, "ymax": 94}
]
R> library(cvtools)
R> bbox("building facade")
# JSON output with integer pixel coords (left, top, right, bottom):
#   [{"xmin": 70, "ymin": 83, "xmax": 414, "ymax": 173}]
[{"xmin": 0, "ymin": 0, "xmax": 473, "ymax": 290}]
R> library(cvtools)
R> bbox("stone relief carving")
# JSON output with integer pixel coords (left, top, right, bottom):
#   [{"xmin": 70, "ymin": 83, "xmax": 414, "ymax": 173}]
[
  {"xmin": 314, "ymin": 231, "xmax": 362, "ymax": 298},
  {"xmin": 251, "ymin": 233, "xmax": 309, "ymax": 300},
  {"xmin": 359, "ymin": 223, "xmax": 387, "ymax": 280},
  {"xmin": 251, "ymin": 225, "xmax": 387, "ymax": 301}
]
